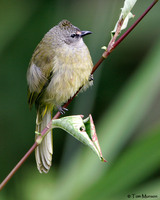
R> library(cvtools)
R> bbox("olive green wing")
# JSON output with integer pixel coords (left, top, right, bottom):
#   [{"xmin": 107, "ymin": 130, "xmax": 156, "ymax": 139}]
[
  {"xmin": 27, "ymin": 62, "xmax": 49, "ymax": 109},
  {"xmin": 27, "ymin": 36, "xmax": 55, "ymax": 109}
]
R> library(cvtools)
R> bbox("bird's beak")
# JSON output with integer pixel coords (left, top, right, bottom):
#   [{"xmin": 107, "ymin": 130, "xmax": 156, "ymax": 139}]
[{"xmin": 80, "ymin": 31, "xmax": 92, "ymax": 37}]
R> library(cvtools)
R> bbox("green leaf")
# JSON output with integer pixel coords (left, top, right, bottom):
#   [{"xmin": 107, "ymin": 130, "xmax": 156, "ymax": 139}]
[
  {"xmin": 121, "ymin": 0, "xmax": 137, "ymax": 19},
  {"xmin": 52, "ymin": 115, "xmax": 106, "ymax": 162},
  {"xmin": 111, "ymin": 0, "xmax": 137, "ymax": 37}
]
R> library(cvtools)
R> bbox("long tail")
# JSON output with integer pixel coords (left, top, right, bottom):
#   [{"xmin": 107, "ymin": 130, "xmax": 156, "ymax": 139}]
[{"xmin": 35, "ymin": 108, "xmax": 53, "ymax": 173}]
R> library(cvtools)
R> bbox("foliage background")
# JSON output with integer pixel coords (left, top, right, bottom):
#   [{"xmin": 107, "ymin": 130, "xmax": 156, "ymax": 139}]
[{"xmin": 0, "ymin": 0, "xmax": 160, "ymax": 199}]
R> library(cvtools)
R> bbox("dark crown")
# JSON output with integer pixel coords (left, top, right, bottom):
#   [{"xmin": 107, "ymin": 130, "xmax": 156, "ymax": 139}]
[{"xmin": 58, "ymin": 19, "xmax": 73, "ymax": 29}]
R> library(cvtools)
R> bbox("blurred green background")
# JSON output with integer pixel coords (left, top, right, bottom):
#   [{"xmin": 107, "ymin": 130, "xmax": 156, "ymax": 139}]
[{"xmin": 0, "ymin": 0, "xmax": 160, "ymax": 199}]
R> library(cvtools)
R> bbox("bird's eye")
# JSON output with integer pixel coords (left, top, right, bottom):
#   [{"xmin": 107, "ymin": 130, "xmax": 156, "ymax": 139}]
[
  {"xmin": 71, "ymin": 33, "xmax": 76, "ymax": 38},
  {"xmin": 71, "ymin": 33, "xmax": 79, "ymax": 38}
]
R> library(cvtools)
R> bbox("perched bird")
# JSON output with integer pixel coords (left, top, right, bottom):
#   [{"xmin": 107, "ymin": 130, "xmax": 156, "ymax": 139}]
[{"xmin": 27, "ymin": 19, "xmax": 93, "ymax": 173}]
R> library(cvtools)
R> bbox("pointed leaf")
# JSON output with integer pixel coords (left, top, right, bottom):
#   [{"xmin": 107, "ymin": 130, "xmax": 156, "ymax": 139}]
[
  {"xmin": 111, "ymin": 0, "xmax": 137, "ymax": 37},
  {"xmin": 52, "ymin": 115, "xmax": 106, "ymax": 162}
]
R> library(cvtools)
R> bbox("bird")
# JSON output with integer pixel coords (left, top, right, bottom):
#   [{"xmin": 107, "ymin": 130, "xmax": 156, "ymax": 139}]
[{"xmin": 27, "ymin": 19, "xmax": 93, "ymax": 173}]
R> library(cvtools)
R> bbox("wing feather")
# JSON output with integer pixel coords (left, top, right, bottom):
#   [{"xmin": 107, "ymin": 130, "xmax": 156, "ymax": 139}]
[
  {"xmin": 27, "ymin": 63, "xmax": 48, "ymax": 108},
  {"xmin": 27, "ymin": 37, "xmax": 55, "ymax": 108}
]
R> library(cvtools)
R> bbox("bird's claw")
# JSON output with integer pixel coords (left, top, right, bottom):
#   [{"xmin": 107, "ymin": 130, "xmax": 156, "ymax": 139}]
[
  {"xmin": 88, "ymin": 74, "xmax": 93, "ymax": 81},
  {"xmin": 58, "ymin": 106, "xmax": 68, "ymax": 114}
]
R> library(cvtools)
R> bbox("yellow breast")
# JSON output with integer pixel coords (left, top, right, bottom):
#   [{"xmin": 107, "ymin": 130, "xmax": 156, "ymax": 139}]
[{"xmin": 44, "ymin": 41, "xmax": 93, "ymax": 108}]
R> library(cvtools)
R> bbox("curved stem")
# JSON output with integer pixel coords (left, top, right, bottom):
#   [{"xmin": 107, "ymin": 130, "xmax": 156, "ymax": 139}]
[{"xmin": 0, "ymin": 143, "xmax": 37, "ymax": 190}]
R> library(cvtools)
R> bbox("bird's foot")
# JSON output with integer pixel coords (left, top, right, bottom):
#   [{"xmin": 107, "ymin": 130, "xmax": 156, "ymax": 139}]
[
  {"xmin": 58, "ymin": 106, "xmax": 68, "ymax": 114},
  {"xmin": 88, "ymin": 74, "xmax": 93, "ymax": 81}
]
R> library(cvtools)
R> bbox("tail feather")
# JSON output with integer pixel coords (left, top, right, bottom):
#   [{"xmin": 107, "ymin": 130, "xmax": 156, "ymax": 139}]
[{"xmin": 35, "ymin": 109, "xmax": 53, "ymax": 173}]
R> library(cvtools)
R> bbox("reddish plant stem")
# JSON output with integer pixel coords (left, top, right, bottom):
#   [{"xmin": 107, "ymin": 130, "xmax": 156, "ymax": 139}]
[
  {"xmin": 0, "ymin": 143, "xmax": 37, "ymax": 190},
  {"xmin": 0, "ymin": 0, "xmax": 158, "ymax": 191},
  {"xmin": 112, "ymin": 0, "xmax": 158, "ymax": 51},
  {"xmin": 91, "ymin": 57, "xmax": 105, "ymax": 74}
]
